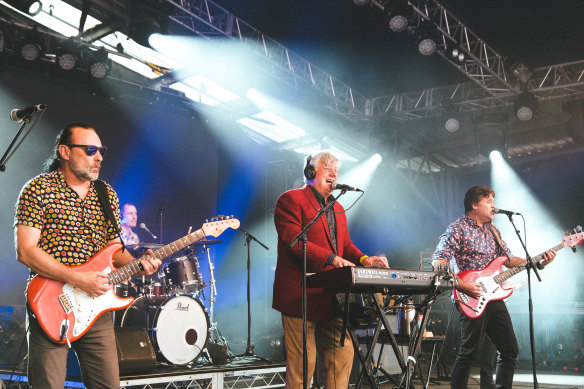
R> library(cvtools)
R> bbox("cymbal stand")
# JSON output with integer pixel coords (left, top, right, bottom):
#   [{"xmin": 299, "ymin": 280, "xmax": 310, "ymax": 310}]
[
  {"xmin": 204, "ymin": 244, "xmax": 217, "ymax": 322},
  {"xmin": 203, "ymin": 244, "xmax": 231, "ymax": 354},
  {"xmin": 184, "ymin": 245, "xmax": 205, "ymax": 299}
]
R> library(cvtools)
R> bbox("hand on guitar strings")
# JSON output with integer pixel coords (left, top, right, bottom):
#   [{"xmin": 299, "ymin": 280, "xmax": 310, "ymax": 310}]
[
  {"xmin": 137, "ymin": 249, "xmax": 162, "ymax": 276},
  {"xmin": 71, "ymin": 271, "xmax": 110, "ymax": 298}
]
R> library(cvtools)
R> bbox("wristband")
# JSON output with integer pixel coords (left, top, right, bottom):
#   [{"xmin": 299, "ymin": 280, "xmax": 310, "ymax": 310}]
[
  {"xmin": 325, "ymin": 253, "xmax": 336, "ymax": 267},
  {"xmin": 359, "ymin": 255, "xmax": 368, "ymax": 264}
]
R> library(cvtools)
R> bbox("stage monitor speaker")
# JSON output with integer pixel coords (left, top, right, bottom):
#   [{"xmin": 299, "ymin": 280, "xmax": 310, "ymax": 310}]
[
  {"xmin": 114, "ymin": 327, "xmax": 156, "ymax": 375},
  {"xmin": 207, "ymin": 341, "xmax": 229, "ymax": 365}
]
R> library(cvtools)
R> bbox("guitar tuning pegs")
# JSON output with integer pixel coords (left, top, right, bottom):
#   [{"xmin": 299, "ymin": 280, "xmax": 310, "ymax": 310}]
[{"xmin": 575, "ymin": 225, "xmax": 583, "ymax": 232}]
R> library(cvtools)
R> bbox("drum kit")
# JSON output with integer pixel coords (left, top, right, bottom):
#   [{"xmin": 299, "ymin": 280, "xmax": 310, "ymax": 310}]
[{"xmin": 114, "ymin": 239, "xmax": 229, "ymax": 366}]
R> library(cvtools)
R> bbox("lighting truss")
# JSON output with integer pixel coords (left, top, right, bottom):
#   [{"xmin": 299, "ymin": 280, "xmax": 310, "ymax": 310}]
[
  {"xmin": 6, "ymin": 0, "xmax": 584, "ymax": 125},
  {"xmin": 157, "ymin": 0, "xmax": 370, "ymax": 118},
  {"xmin": 159, "ymin": 0, "xmax": 584, "ymax": 124},
  {"xmin": 409, "ymin": 0, "xmax": 517, "ymax": 95},
  {"xmin": 367, "ymin": 59, "xmax": 584, "ymax": 120}
]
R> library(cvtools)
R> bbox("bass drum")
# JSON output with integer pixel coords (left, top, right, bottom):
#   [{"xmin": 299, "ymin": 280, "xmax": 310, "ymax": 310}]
[{"xmin": 120, "ymin": 295, "xmax": 209, "ymax": 365}]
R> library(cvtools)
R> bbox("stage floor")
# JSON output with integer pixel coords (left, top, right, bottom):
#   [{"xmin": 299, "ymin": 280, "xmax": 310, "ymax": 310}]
[
  {"xmin": 2, "ymin": 363, "xmax": 583, "ymax": 388},
  {"xmin": 0, "ymin": 356, "xmax": 287, "ymax": 389}
]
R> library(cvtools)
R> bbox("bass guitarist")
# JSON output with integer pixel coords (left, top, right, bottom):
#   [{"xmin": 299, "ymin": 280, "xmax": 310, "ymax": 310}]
[
  {"xmin": 14, "ymin": 123, "xmax": 161, "ymax": 388},
  {"xmin": 431, "ymin": 185, "xmax": 555, "ymax": 389}
]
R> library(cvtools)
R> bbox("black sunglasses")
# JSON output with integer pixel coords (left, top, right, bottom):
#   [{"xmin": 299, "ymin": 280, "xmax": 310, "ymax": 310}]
[{"xmin": 66, "ymin": 144, "xmax": 107, "ymax": 157}]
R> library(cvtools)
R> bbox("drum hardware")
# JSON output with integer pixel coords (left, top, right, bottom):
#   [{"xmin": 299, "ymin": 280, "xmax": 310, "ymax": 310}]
[
  {"xmin": 193, "ymin": 239, "xmax": 224, "ymax": 246},
  {"xmin": 202, "ymin": 244, "xmax": 217, "ymax": 323},
  {"xmin": 199, "ymin": 237, "xmax": 233, "ymax": 361}
]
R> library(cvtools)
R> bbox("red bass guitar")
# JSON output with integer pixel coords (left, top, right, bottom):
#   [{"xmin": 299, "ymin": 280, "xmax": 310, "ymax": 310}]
[
  {"xmin": 454, "ymin": 229, "xmax": 583, "ymax": 319},
  {"xmin": 26, "ymin": 216, "xmax": 240, "ymax": 344}
]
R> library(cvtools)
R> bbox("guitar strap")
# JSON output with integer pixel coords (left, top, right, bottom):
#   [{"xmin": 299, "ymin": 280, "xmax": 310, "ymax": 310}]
[
  {"xmin": 488, "ymin": 223, "xmax": 511, "ymax": 264},
  {"xmin": 94, "ymin": 179, "xmax": 126, "ymax": 253}
]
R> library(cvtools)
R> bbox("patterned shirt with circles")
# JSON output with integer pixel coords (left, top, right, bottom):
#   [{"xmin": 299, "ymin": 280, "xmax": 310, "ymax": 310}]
[{"xmin": 14, "ymin": 169, "xmax": 121, "ymax": 270}]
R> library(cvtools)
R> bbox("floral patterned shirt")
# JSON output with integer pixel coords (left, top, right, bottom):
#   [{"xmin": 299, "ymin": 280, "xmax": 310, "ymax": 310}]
[
  {"xmin": 432, "ymin": 213, "xmax": 512, "ymax": 274},
  {"xmin": 14, "ymin": 169, "xmax": 121, "ymax": 267}
]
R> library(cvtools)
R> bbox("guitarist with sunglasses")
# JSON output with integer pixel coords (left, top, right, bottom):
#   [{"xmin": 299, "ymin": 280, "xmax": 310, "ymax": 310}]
[
  {"xmin": 431, "ymin": 185, "xmax": 556, "ymax": 389},
  {"xmin": 14, "ymin": 123, "xmax": 162, "ymax": 388}
]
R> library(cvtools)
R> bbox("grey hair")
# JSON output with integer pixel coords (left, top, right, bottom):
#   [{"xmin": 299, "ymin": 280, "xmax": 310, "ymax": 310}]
[{"xmin": 304, "ymin": 151, "xmax": 341, "ymax": 182}]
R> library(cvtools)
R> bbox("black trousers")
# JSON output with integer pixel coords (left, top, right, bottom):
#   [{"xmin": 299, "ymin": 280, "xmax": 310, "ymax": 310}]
[{"xmin": 451, "ymin": 300, "xmax": 519, "ymax": 389}]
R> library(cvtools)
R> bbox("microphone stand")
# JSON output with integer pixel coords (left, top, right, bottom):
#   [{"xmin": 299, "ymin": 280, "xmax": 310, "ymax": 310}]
[
  {"xmin": 505, "ymin": 214, "xmax": 541, "ymax": 389},
  {"xmin": 156, "ymin": 202, "xmax": 165, "ymax": 244},
  {"xmin": 0, "ymin": 110, "xmax": 45, "ymax": 172},
  {"xmin": 289, "ymin": 190, "xmax": 345, "ymax": 389},
  {"xmin": 236, "ymin": 226, "xmax": 269, "ymax": 360}
]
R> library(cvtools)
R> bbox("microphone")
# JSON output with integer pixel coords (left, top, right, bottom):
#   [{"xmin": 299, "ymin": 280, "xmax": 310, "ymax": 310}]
[
  {"xmin": 331, "ymin": 182, "xmax": 363, "ymax": 192},
  {"xmin": 10, "ymin": 104, "xmax": 46, "ymax": 122},
  {"xmin": 494, "ymin": 208, "xmax": 521, "ymax": 216},
  {"xmin": 139, "ymin": 223, "xmax": 158, "ymax": 239}
]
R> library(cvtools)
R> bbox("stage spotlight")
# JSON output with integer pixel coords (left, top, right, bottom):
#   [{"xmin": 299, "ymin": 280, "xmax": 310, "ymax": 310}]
[
  {"xmin": 415, "ymin": 22, "xmax": 439, "ymax": 56},
  {"xmin": 128, "ymin": 3, "xmax": 169, "ymax": 48},
  {"xmin": 18, "ymin": 30, "xmax": 44, "ymax": 62},
  {"xmin": 514, "ymin": 92, "xmax": 538, "ymax": 121},
  {"xmin": 444, "ymin": 112, "xmax": 462, "ymax": 133},
  {"xmin": 87, "ymin": 48, "xmax": 111, "ymax": 79},
  {"xmin": 55, "ymin": 40, "xmax": 80, "ymax": 71},
  {"xmin": 4, "ymin": 0, "xmax": 42, "ymax": 16},
  {"xmin": 475, "ymin": 113, "xmax": 507, "ymax": 157},
  {"xmin": 352, "ymin": 0, "xmax": 370, "ymax": 5},
  {"xmin": 386, "ymin": 0, "xmax": 413, "ymax": 33},
  {"xmin": 445, "ymin": 41, "xmax": 465, "ymax": 63},
  {"xmin": 489, "ymin": 150, "xmax": 503, "ymax": 162},
  {"xmin": 442, "ymin": 101, "xmax": 462, "ymax": 132}
]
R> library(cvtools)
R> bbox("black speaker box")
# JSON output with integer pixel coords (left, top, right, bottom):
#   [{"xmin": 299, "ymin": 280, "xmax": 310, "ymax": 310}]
[
  {"xmin": 114, "ymin": 327, "xmax": 156, "ymax": 375},
  {"xmin": 207, "ymin": 341, "xmax": 229, "ymax": 365}
]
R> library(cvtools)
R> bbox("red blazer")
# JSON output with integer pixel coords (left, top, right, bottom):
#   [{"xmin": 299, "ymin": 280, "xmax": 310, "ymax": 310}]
[{"xmin": 272, "ymin": 185, "xmax": 364, "ymax": 321}]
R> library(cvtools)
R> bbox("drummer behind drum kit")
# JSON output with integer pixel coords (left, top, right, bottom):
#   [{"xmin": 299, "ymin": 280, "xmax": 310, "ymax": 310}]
[{"xmin": 115, "ymin": 238, "xmax": 229, "ymax": 367}]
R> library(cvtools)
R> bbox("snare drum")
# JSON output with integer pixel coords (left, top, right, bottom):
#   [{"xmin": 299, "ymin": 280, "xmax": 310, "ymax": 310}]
[
  {"xmin": 164, "ymin": 256, "xmax": 203, "ymax": 294},
  {"xmin": 120, "ymin": 295, "xmax": 209, "ymax": 365},
  {"xmin": 148, "ymin": 282, "xmax": 166, "ymax": 297}
]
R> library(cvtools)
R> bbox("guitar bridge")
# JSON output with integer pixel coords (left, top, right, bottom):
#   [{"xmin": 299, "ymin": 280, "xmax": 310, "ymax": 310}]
[
  {"xmin": 459, "ymin": 292, "xmax": 469, "ymax": 303},
  {"xmin": 59, "ymin": 293, "xmax": 73, "ymax": 314}
]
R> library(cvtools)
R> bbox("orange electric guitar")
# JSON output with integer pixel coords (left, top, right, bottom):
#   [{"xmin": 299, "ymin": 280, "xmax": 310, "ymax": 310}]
[
  {"xmin": 454, "ymin": 228, "xmax": 583, "ymax": 319},
  {"xmin": 26, "ymin": 216, "xmax": 240, "ymax": 344}
]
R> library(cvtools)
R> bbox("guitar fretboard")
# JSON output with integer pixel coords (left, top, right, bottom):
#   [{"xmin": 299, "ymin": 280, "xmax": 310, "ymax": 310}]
[
  {"xmin": 107, "ymin": 229, "xmax": 205, "ymax": 285},
  {"xmin": 492, "ymin": 242, "xmax": 564, "ymax": 284}
]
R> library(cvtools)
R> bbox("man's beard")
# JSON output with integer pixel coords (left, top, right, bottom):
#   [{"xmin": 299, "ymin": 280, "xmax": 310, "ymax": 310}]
[{"xmin": 70, "ymin": 160, "xmax": 100, "ymax": 181}]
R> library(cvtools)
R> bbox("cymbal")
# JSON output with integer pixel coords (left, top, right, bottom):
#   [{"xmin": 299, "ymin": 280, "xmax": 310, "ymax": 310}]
[
  {"xmin": 192, "ymin": 239, "xmax": 224, "ymax": 246},
  {"xmin": 127, "ymin": 243, "xmax": 165, "ymax": 250}
]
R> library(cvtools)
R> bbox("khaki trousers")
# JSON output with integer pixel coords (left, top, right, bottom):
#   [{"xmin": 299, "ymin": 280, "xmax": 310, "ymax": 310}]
[
  {"xmin": 27, "ymin": 313, "xmax": 120, "ymax": 389},
  {"xmin": 282, "ymin": 314, "xmax": 354, "ymax": 389}
]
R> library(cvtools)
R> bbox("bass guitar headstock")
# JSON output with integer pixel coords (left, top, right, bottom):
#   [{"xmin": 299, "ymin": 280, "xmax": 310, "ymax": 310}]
[{"xmin": 563, "ymin": 226, "xmax": 584, "ymax": 253}]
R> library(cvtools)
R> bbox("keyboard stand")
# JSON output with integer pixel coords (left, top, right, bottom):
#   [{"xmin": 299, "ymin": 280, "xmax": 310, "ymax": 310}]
[{"xmin": 336, "ymin": 288, "xmax": 445, "ymax": 389}]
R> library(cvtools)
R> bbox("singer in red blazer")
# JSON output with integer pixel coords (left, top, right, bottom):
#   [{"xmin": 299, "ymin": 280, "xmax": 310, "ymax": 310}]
[
  {"xmin": 272, "ymin": 184, "xmax": 364, "ymax": 321},
  {"xmin": 273, "ymin": 152, "xmax": 389, "ymax": 388}
]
